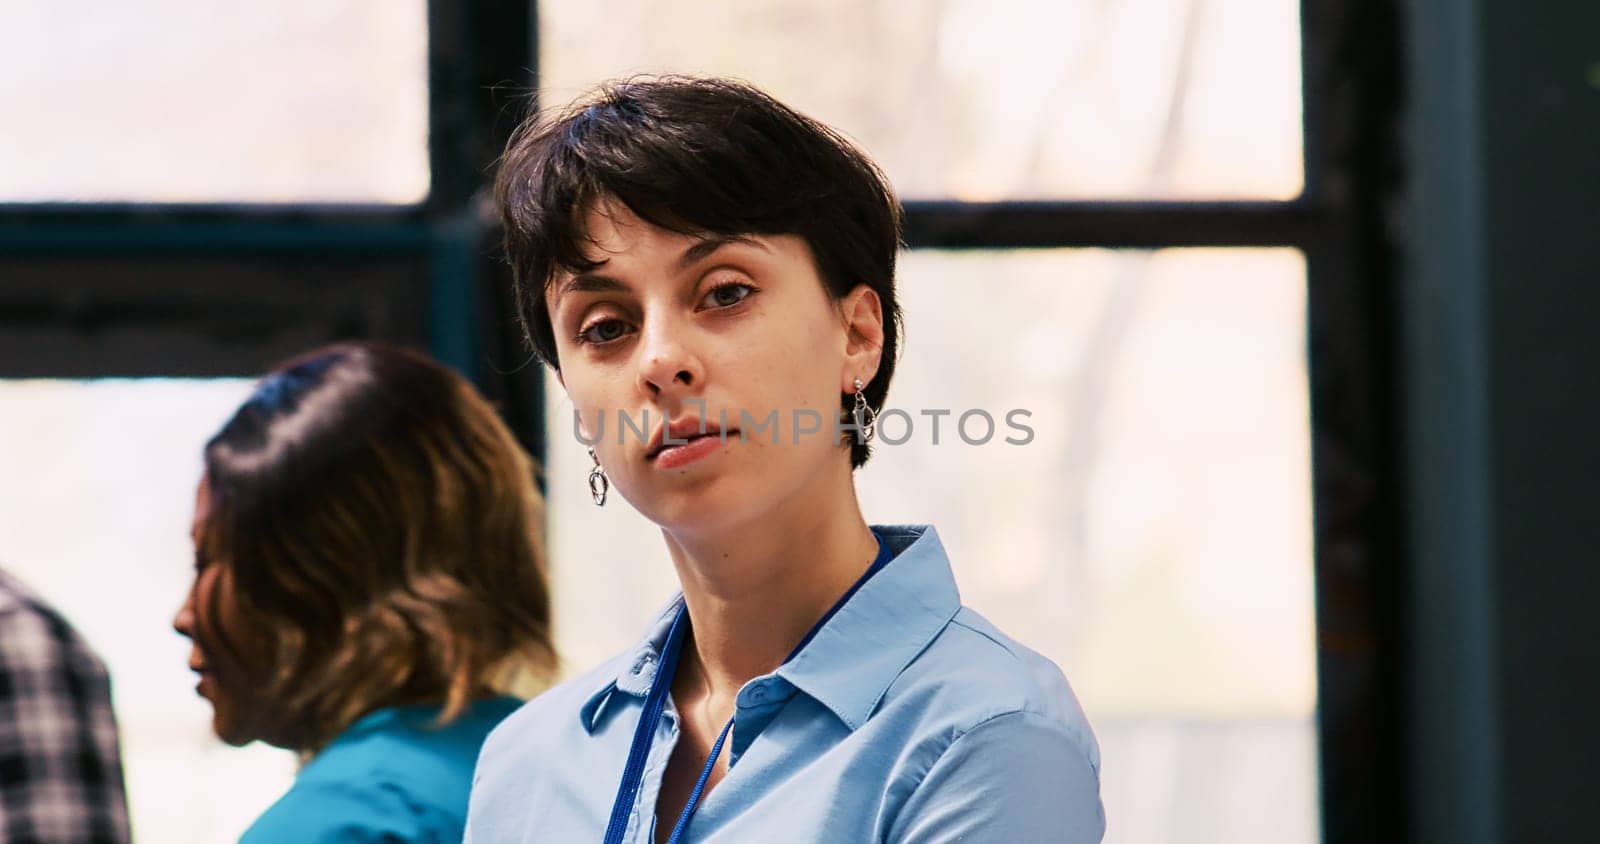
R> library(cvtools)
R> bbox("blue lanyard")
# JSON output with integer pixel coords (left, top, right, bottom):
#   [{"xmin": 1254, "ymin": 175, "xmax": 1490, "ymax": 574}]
[{"xmin": 602, "ymin": 530, "xmax": 893, "ymax": 844}]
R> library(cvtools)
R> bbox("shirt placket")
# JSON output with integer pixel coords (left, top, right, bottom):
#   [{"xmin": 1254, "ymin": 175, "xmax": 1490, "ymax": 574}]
[{"xmin": 626, "ymin": 692, "xmax": 683, "ymax": 843}]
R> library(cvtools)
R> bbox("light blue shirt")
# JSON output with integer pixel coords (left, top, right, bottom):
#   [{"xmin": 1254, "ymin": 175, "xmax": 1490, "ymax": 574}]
[
  {"xmin": 242, "ymin": 696, "xmax": 521, "ymax": 843},
  {"xmin": 465, "ymin": 524, "xmax": 1104, "ymax": 843}
]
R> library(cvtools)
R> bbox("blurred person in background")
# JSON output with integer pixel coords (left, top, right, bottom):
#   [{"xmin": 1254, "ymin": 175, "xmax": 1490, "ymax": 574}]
[
  {"xmin": 171, "ymin": 341, "xmax": 555, "ymax": 842},
  {"xmin": 466, "ymin": 76, "xmax": 1104, "ymax": 843},
  {"xmin": 0, "ymin": 568, "xmax": 131, "ymax": 844}
]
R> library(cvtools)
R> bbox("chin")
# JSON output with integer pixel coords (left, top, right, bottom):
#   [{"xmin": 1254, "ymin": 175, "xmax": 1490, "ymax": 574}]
[
  {"xmin": 209, "ymin": 706, "xmax": 266, "ymax": 747},
  {"xmin": 212, "ymin": 719, "xmax": 250, "ymax": 747}
]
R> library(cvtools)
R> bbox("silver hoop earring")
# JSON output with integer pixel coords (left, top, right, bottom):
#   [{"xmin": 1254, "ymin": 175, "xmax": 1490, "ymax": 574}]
[
  {"xmin": 852, "ymin": 378, "xmax": 878, "ymax": 444},
  {"xmin": 587, "ymin": 448, "xmax": 609, "ymax": 507}
]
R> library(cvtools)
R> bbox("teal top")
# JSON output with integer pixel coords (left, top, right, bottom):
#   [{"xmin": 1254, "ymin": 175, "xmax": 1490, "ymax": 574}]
[{"xmin": 241, "ymin": 696, "xmax": 522, "ymax": 843}]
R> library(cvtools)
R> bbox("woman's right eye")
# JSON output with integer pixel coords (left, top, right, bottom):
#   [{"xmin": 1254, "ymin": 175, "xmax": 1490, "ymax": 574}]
[{"xmin": 577, "ymin": 318, "xmax": 631, "ymax": 346}]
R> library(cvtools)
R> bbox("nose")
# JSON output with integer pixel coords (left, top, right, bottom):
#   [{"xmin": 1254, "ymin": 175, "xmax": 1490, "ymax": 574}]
[
  {"xmin": 635, "ymin": 315, "xmax": 702, "ymax": 403},
  {"xmin": 173, "ymin": 587, "xmax": 196, "ymax": 640}
]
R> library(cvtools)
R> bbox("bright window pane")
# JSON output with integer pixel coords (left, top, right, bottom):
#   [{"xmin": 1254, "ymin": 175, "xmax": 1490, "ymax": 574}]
[
  {"xmin": 0, "ymin": 2, "xmax": 429, "ymax": 203},
  {"xmin": 543, "ymin": 247, "xmax": 1318, "ymax": 843},
  {"xmin": 540, "ymin": 0, "xmax": 1302, "ymax": 200},
  {"xmin": 0, "ymin": 379, "xmax": 295, "ymax": 843}
]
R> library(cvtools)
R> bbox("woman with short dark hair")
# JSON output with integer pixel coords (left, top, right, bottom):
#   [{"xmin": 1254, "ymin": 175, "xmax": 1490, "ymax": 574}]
[
  {"xmin": 173, "ymin": 341, "xmax": 554, "ymax": 842},
  {"xmin": 468, "ymin": 76, "xmax": 1104, "ymax": 843}
]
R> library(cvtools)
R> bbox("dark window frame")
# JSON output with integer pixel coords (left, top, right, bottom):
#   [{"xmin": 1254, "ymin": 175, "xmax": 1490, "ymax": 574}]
[
  {"xmin": 915, "ymin": 3, "xmax": 1406, "ymax": 836},
  {"xmin": 0, "ymin": 1, "xmax": 1403, "ymax": 839}
]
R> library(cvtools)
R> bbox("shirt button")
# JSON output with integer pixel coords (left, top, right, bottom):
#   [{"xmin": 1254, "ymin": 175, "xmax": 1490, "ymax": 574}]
[{"xmin": 747, "ymin": 685, "xmax": 768, "ymax": 703}]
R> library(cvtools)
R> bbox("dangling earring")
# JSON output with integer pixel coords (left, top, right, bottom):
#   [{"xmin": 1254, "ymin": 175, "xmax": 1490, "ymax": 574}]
[
  {"xmin": 587, "ymin": 447, "xmax": 609, "ymax": 507},
  {"xmin": 852, "ymin": 378, "xmax": 878, "ymax": 443}
]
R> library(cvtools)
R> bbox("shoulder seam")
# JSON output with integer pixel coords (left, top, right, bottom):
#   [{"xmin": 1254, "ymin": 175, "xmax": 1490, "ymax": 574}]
[
  {"xmin": 893, "ymin": 708, "xmax": 1095, "ymax": 822},
  {"xmin": 947, "ymin": 613, "xmax": 1025, "ymax": 661},
  {"xmin": 946, "ymin": 709, "xmax": 1100, "ymax": 776}
]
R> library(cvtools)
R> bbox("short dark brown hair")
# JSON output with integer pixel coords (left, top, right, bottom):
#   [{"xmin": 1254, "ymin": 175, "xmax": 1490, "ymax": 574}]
[
  {"xmin": 196, "ymin": 341, "xmax": 554, "ymax": 752},
  {"xmin": 495, "ymin": 75, "xmax": 904, "ymax": 468}
]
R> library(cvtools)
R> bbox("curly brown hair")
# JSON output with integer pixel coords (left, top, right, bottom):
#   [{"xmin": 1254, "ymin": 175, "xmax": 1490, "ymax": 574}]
[{"xmin": 194, "ymin": 341, "xmax": 554, "ymax": 752}]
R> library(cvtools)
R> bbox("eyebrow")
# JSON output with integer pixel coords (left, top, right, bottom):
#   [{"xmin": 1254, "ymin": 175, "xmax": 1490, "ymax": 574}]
[
  {"xmin": 553, "ymin": 235, "xmax": 765, "ymax": 301},
  {"xmin": 676, "ymin": 234, "xmax": 762, "ymax": 270},
  {"xmin": 555, "ymin": 274, "xmax": 629, "ymax": 300}
]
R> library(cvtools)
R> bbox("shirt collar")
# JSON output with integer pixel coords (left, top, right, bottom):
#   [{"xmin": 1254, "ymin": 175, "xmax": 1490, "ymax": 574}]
[
  {"xmin": 577, "ymin": 524, "xmax": 961, "ymax": 734},
  {"xmin": 776, "ymin": 524, "xmax": 960, "ymax": 730},
  {"xmin": 579, "ymin": 595, "xmax": 682, "ymax": 734}
]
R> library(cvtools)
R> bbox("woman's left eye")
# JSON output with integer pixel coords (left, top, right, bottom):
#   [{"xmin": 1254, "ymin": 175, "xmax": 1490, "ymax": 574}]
[{"xmin": 700, "ymin": 282, "xmax": 754, "ymax": 309}]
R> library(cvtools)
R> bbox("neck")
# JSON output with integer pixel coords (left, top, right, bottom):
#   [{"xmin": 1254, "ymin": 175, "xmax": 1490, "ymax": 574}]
[{"xmin": 661, "ymin": 462, "xmax": 878, "ymax": 703}]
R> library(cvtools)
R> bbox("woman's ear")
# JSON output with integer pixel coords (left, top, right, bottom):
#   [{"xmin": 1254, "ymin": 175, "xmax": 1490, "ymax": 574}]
[{"xmin": 840, "ymin": 284, "xmax": 885, "ymax": 390}]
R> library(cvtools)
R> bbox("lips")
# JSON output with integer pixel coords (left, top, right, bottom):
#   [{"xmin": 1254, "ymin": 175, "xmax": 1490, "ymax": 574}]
[
  {"xmin": 191, "ymin": 663, "xmax": 213, "ymax": 698},
  {"xmin": 646, "ymin": 418, "xmax": 737, "ymax": 460}
]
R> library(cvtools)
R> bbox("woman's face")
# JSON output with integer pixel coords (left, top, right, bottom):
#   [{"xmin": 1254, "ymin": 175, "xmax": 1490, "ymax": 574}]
[
  {"xmin": 548, "ymin": 200, "xmax": 882, "ymax": 536},
  {"xmin": 172, "ymin": 479, "xmax": 273, "ymax": 746}
]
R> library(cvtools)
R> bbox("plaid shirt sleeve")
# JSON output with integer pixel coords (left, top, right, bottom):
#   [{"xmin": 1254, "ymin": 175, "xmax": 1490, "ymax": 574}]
[{"xmin": 0, "ymin": 572, "xmax": 132, "ymax": 844}]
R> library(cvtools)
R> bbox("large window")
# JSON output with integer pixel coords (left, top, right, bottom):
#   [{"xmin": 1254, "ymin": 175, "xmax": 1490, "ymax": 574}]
[
  {"xmin": 544, "ymin": 246, "xmax": 1319, "ymax": 843},
  {"xmin": 538, "ymin": 2, "xmax": 1324, "ymax": 842},
  {"xmin": 540, "ymin": 0, "xmax": 1303, "ymax": 200},
  {"xmin": 0, "ymin": 3, "xmax": 1397, "ymax": 842},
  {"xmin": 0, "ymin": 379, "xmax": 294, "ymax": 842},
  {"xmin": 1, "ymin": 0, "xmax": 430, "ymax": 203},
  {"xmin": 0, "ymin": 4, "xmax": 465, "ymax": 842}
]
